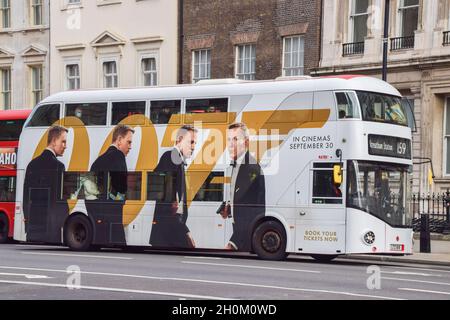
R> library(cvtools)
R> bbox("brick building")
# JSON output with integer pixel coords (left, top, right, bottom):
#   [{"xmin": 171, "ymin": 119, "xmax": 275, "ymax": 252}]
[{"xmin": 180, "ymin": 0, "xmax": 322, "ymax": 83}]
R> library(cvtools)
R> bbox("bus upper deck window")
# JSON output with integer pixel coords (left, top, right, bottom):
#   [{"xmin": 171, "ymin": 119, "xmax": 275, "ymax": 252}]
[
  {"xmin": 185, "ymin": 98, "xmax": 228, "ymax": 123},
  {"xmin": 112, "ymin": 101, "xmax": 146, "ymax": 125},
  {"xmin": 65, "ymin": 103, "xmax": 107, "ymax": 126},
  {"xmin": 27, "ymin": 104, "xmax": 60, "ymax": 127},
  {"xmin": 150, "ymin": 100, "xmax": 181, "ymax": 125},
  {"xmin": 335, "ymin": 92, "xmax": 360, "ymax": 119}
]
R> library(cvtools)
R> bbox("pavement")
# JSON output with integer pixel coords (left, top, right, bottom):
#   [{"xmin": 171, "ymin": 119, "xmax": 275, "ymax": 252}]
[{"xmin": 343, "ymin": 233, "xmax": 450, "ymax": 266}]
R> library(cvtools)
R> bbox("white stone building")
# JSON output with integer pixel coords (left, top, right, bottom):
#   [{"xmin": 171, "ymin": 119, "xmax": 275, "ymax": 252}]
[
  {"xmin": 49, "ymin": 0, "xmax": 179, "ymax": 94},
  {"xmin": 313, "ymin": 0, "xmax": 450, "ymax": 193},
  {"xmin": 0, "ymin": 0, "xmax": 50, "ymax": 110}
]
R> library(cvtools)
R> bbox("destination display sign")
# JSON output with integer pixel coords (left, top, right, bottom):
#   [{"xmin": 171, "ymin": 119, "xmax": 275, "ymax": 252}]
[
  {"xmin": 368, "ymin": 135, "xmax": 411, "ymax": 159},
  {"xmin": 0, "ymin": 148, "xmax": 17, "ymax": 170}
]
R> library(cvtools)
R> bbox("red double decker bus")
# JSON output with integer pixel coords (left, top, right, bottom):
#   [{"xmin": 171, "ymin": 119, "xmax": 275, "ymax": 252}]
[{"xmin": 0, "ymin": 109, "xmax": 31, "ymax": 243}]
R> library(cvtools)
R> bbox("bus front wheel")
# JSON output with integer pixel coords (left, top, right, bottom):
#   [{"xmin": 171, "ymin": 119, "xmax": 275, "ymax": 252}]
[
  {"xmin": 252, "ymin": 220, "xmax": 288, "ymax": 261},
  {"xmin": 0, "ymin": 213, "xmax": 9, "ymax": 244},
  {"xmin": 64, "ymin": 215, "xmax": 93, "ymax": 251}
]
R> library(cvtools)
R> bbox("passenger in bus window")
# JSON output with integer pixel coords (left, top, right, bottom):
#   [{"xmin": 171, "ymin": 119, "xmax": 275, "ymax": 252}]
[
  {"xmin": 85, "ymin": 124, "xmax": 135, "ymax": 245},
  {"xmin": 149, "ymin": 125, "xmax": 198, "ymax": 249},
  {"xmin": 222, "ymin": 122, "xmax": 266, "ymax": 251},
  {"xmin": 23, "ymin": 125, "xmax": 69, "ymax": 243}
]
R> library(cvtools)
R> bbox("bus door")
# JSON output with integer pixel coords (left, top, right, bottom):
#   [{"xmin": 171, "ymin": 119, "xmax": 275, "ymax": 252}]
[{"xmin": 295, "ymin": 162, "xmax": 346, "ymax": 255}]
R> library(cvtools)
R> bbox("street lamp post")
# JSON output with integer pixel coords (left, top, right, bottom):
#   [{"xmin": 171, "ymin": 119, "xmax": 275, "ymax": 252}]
[{"xmin": 382, "ymin": 0, "xmax": 390, "ymax": 81}]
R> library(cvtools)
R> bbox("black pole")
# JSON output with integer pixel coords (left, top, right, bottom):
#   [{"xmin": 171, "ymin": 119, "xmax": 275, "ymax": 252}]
[
  {"xmin": 382, "ymin": 0, "xmax": 390, "ymax": 81},
  {"xmin": 420, "ymin": 213, "xmax": 431, "ymax": 253}
]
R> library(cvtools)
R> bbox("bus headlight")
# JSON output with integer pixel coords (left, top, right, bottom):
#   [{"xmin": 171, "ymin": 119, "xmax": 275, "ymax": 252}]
[{"xmin": 362, "ymin": 231, "xmax": 376, "ymax": 245}]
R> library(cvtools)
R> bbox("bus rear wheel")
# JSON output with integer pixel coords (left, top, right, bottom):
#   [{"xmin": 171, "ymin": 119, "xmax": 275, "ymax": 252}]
[
  {"xmin": 252, "ymin": 220, "xmax": 288, "ymax": 261},
  {"xmin": 64, "ymin": 215, "xmax": 93, "ymax": 251},
  {"xmin": 0, "ymin": 214, "xmax": 9, "ymax": 244}
]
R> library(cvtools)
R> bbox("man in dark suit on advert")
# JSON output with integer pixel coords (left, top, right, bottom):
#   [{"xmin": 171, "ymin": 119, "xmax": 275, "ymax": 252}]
[
  {"xmin": 219, "ymin": 122, "xmax": 266, "ymax": 251},
  {"xmin": 150, "ymin": 125, "xmax": 197, "ymax": 249},
  {"xmin": 86, "ymin": 124, "xmax": 134, "ymax": 245},
  {"xmin": 24, "ymin": 125, "xmax": 69, "ymax": 243}
]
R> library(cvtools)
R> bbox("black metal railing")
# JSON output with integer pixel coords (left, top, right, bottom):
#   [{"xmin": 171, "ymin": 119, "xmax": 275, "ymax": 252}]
[
  {"xmin": 443, "ymin": 31, "xmax": 450, "ymax": 46},
  {"xmin": 412, "ymin": 191, "xmax": 450, "ymax": 233},
  {"xmin": 390, "ymin": 36, "xmax": 415, "ymax": 51},
  {"xmin": 342, "ymin": 42, "xmax": 365, "ymax": 56}
]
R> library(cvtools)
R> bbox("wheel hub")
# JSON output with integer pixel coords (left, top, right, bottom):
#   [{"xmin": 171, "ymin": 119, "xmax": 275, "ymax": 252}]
[{"xmin": 262, "ymin": 230, "xmax": 281, "ymax": 253}]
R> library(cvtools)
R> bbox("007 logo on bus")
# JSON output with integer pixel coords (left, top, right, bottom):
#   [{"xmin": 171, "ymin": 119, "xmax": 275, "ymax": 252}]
[
  {"xmin": 0, "ymin": 148, "xmax": 17, "ymax": 170},
  {"xmin": 30, "ymin": 109, "xmax": 331, "ymax": 227}
]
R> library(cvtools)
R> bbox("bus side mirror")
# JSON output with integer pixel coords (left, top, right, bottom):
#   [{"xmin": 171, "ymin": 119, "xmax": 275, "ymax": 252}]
[{"xmin": 333, "ymin": 164, "xmax": 342, "ymax": 186}]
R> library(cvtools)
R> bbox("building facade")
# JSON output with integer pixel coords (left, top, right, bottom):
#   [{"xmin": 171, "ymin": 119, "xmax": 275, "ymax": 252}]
[
  {"xmin": 313, "ymin": 0, "xmax": 450, "ymax": 194},
  {"xmin": 49, "ymin": 0, "xmax": 179, "ymax": 94},
  {"xmin": 0, "ymin": 0, "xmax": 50, "ymax": 110},
  {"xmin": 181, "ymin": 0, "xmax": 322, "ymax": 83}
]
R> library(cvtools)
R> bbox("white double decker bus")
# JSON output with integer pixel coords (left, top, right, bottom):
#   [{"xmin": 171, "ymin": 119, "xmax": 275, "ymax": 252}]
[{"xmin": 14, "ymin": 75, "xmax": 414, "ymax": 261}]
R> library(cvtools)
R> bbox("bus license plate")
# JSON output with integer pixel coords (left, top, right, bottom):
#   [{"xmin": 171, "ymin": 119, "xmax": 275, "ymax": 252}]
[{"xmin": 390, "ymin": 244, "xmax": 405, "ymax": 252}]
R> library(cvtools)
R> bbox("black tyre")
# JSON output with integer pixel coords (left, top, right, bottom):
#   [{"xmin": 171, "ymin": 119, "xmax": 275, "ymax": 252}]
[
  {"xmin": 0, "ymin": 213, "xmax": 9, "ymax": 244},
  {"xmin": 311, "ymin": 254, "xmax": 338, "ymax": 263},
  {"xmin": 64, "ymin": 215, "xmax": 93, "ymax": 251},
  {"xmin": 252, "ymin": 220, "xmax": 288, "ymax": 261}
]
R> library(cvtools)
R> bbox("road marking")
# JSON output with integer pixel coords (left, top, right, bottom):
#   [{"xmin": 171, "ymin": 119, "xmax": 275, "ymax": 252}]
[
  {"xmin": 388, "ymin": 266, "xmax": 450, "ymax": 274},
  {"xmin": 181, "ymin": 261, "xmax": 321, "ymax": 273},
  {"xmin": 20, "ymin": 252, "xmax": 133, "ymax": 260},
  {"xmin": 0, "ymin": 280, "xmax": 231, "ymax": 300},
  {"xmin": 0, "ymin": 272, "xmax": 51, "ymax": 279},
  {"xmin": 183, "ymin": 256, "xmax": 223, "ymax": 260},
  {"xmin": 15, "ymin": 244, "xmax": 64, "ymax": 249},
  {"xmin": 383, "ymin": 277, "xmax": 450, "ymax": 287},
  {"xmin": 398, "ymin": 288, "xmax": 450, "ymax": 296},
  {"xmin": 381, "ymin": 271, "xmax": 437, "ymax": 277},
  {"xmin": 0, "ymin": 265, "xmax": 401, "ymax": 300}
]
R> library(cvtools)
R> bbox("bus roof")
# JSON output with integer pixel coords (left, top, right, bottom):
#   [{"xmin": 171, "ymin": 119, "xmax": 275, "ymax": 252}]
[
  {"xmin": 0, "ymin": 109, "xmax": 32, "ymax": 121},
  {"xmin": 38, "ymin": 76, "xmax": 402, "ymax": 105}
]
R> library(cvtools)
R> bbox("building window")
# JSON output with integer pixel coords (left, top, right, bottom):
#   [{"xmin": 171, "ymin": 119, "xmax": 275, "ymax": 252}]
[
  {"xmin": 444, "ymin": 98, "xmax": 450, "ymax": 175},
  {"xmin": 30, "ymin": 65, "xmax": 43, "ymax": 106},
  {"xmin": 0, "ymin": 68, "xmax": 11, "ymax": 110},
  {"xmin": 0, "ymin": 0, "xmax": 10, "ymax": 29},
  {"xmin": 31, "ymin": 0, "xmax": 43, "ymax": 26},
  {"xmin": 192, "ymin": 49, "xmax": 211, "ymax": 83},
  {"xmin": 103, "ymin": 60, "xmax": 118, "ymax": 88},
  {"xmin": 283, "ymin": 36, "xmax": 305, "ymax": 76},
  {"xmin": 350, "ymin": 0, "xmax": 369, "ymax": 43},
  {"xmin": 141, "ymin": 57, "xmax": 157, "ymax": 86},
  {"xmin": 399, "ymin": 0, "xmax": 419, "ymax": 37},
  {"xmin": 236, "ymin": 44, "xmax": 256, "ymax": 80},
  {"xmin": 66, "ymin": 64, "xmax": 80, "ymax": 90}
]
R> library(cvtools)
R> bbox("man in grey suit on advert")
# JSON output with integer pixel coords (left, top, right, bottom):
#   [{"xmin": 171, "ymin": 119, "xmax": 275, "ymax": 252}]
[{"xmin": 219, "ymin": 122, "xmax": 266, "ymax": 251}]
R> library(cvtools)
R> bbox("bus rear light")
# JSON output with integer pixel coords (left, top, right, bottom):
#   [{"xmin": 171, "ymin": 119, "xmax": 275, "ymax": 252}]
[{"xmin": 96, "ymin": 220, "xmax": 102, "ymax": 224}]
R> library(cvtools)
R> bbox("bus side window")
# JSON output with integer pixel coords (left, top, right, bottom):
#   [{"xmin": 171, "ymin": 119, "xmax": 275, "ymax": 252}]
[
  {"xmin": 335, "ymin": 92, "xmax": 360, "ymax": 119},
  {"xmin": 0, "ymin": 176, "xmax": 15, "ymax": 202},
  {"xmin": 65, "ymin": 103, "xmax": 107, "ymax": 126},
  {"xmin": 27, "ymin": 104, "xmax": 60, "ymax": 127},
  {"xmin": 124, "ymin": 172, "xmax": 142, "ymax": 201},
  {"xmin": 150, "ymin": 100, "xmax": 181, "ymax": 124},
  {"xmin": 185, "ymin": 98, "xmax": 228, "ymax": 123},
  {"xmin": 62, "ymin": 172, "xmax": 105, "ymax": 200},
  {"xmin": 312, "ymin": 163, "xmax": 343, "ymax": 204},
  {"xmin": 112, "ymin": 101, "xmax": 146, "ymax": 125},
  {"xmin": 192, "ymin": 172, "xmax": 224, "ymax": 202}
]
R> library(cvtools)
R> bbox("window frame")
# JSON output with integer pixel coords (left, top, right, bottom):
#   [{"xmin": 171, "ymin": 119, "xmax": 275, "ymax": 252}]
[
  {"xmin": 149, "ymin": 98, "xmax": 182, "ymax": 126},
  {"xmin": 31, "ymin": 0, "xmax": 43, "ymax": 26},
  {"xmin": 30, "ymin": 65, "xmax": 43, "ymax": 107},
  {"xmin": 0, "ymin": 67, "xmax": 11, "ymax": 110},
  {"xmin": 26, "ymin": 103, "xmax": 61, "ymax": 128},
  {"xmin": 282, "ymin": 35, "xmax": 305, "ymax": 77},
  {"xmin": 140, "ymin": 54, "xmax": 158, "ymax": 87},
  {"xmin": 101, "ymin": 58, "xmax": 119, "ymax": 88},
  {"xmin": 65, "ymin": 62, "xmax": 81, "ymax": 91},
  {"xmin": 184, "ymin": 97, "xmax": 230, "ymax": 124},
  {"xmin": 443, "ymin": 97, "xmax": 450, "ymax": 177},
  {"xmin": 235, "ymin": 44, "xmax": 256, "ymax": 80},
  {"xmin": 192, "ymin": 49, "xmax": 211, "ymax": 83},
  {"xmin": 310, "ymin": 163, "xmax": 345, "ymax": 206},
  {"xmin": 349, "ymin": 0, "xmax": 369, "ymax": 43},
  {"xmin": 0, "ymin": 0, "xmax": 11, "ymax": 29},
  {"xmin": 64, "ymin": 102, "xmax": 108, "ymax": 127},
  {"xmin": 398, "ymin": 0, "xmax": 420, "ymax": 37}
]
